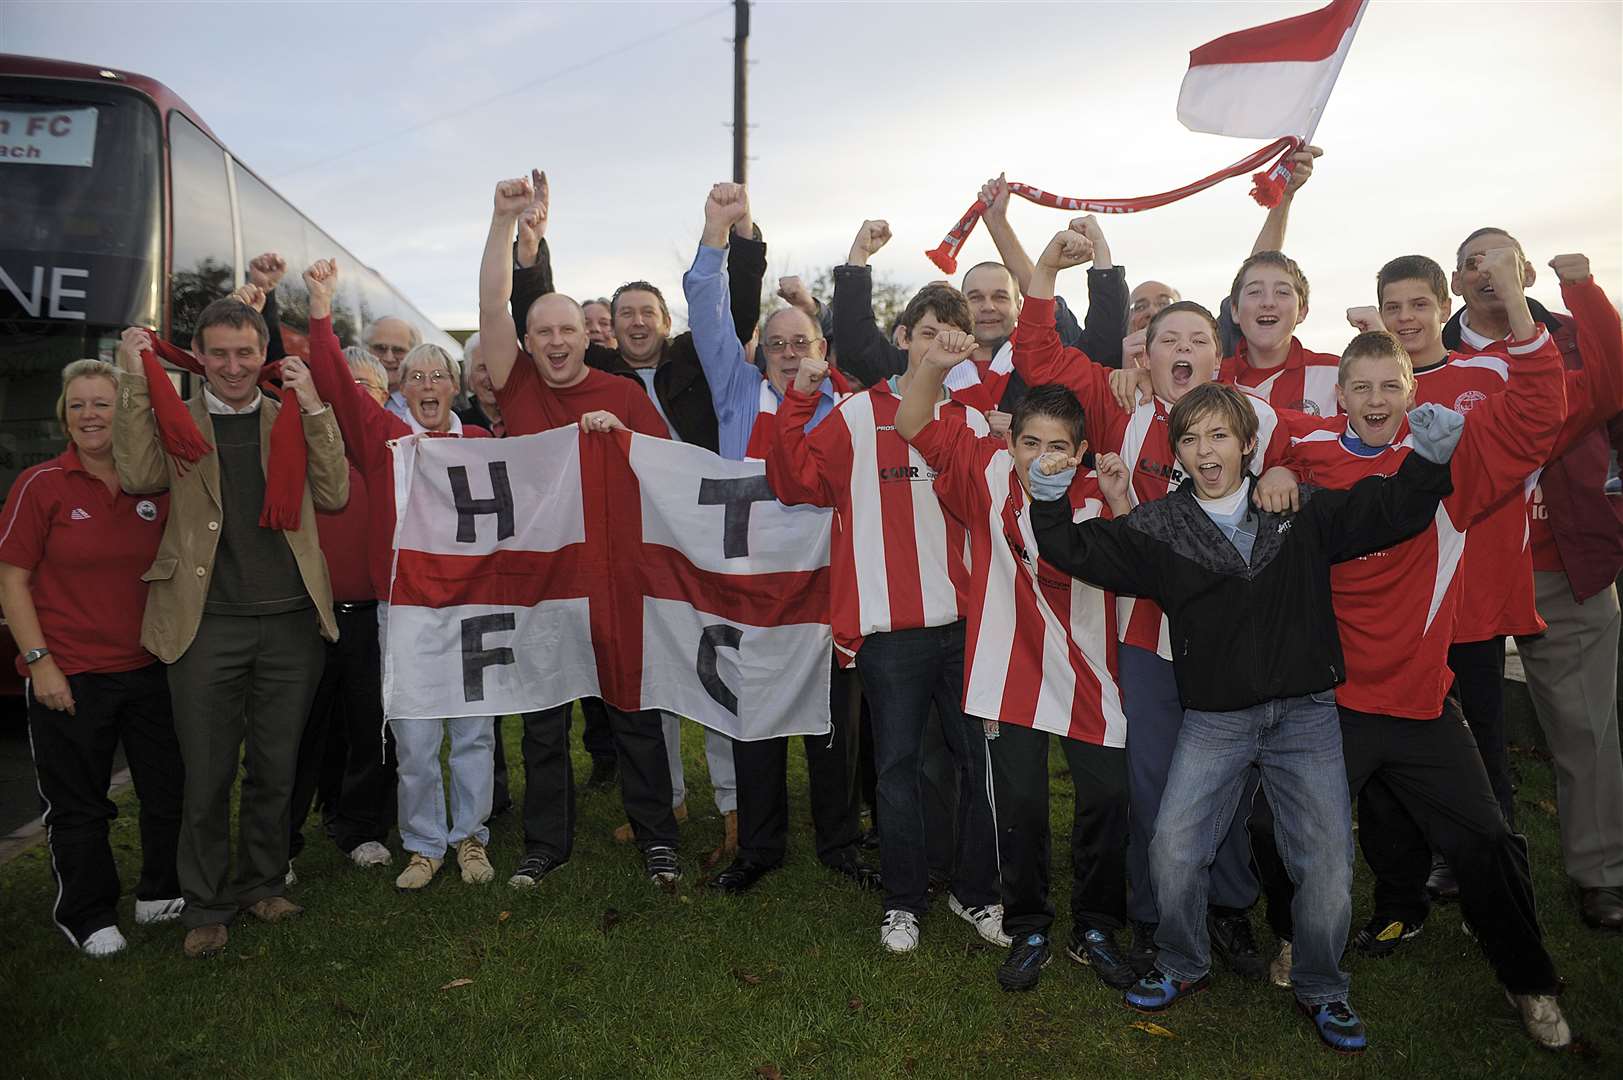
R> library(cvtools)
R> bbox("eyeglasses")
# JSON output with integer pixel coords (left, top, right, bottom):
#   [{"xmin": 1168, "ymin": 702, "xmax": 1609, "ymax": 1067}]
[
  {"xmin": 354, "ymin": 378, "xmax": 385, "ymax": 392},
  {"xmin": 763, "ymin": 336, "xmax": 819, "ymax": 355},
  {"xmin": 406, "ymin": 369, "xmax": 452, "ymax": 385},
  {"xmin": 369, "ymin": 343, "xmax": 410, "ymax": 358}
]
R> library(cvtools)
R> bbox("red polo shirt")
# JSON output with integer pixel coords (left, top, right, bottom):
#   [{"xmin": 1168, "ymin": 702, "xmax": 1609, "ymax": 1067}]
[
  {"xmin": 495, "ymin": 351, "xmax": 667, "ymax": 437},
  {"xmin": 0, "ymin": 447, "xmax": 169, "ymax": 676}
]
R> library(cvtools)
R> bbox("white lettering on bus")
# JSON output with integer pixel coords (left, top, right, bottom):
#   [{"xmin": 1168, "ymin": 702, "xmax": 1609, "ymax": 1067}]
[{"xmin": 0, "ymin": 264, "xmax": 90, "ymax": 320}]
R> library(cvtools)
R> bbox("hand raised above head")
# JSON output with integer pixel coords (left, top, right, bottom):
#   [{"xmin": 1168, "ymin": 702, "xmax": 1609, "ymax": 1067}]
[
  {"xmin": 493, "ymin": 176, "xmax": 534, "ymax": 218},
  {"xmin": 849, "ymin": 219, "xmax": 892, "ymax": 263},
  {"xmin": 1037, "ymin": 228, "xmax": 1093, "ymax": 272},
  {"xmin": 1345, "ymin": 305, "xmax": 1381, "ymax": 333},
  {"xmin": 247, "ymin": 252, "xmax": 287, "ymax": 289},
  {"xmin": 922, "ymin": 328, "xmax": 976, "ymax": 370}
]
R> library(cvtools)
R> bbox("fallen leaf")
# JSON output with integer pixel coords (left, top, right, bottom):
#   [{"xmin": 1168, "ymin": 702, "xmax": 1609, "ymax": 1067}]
[
  {"xmin": 439, "ymin": 978, "xmax": 474, "ymax": 990},
  {"xmin": 497, "ymin": 910, "xmax": 511, "ymax": 923},
  {"xmin": 1130, "ymin": 1020, "xmax": 1175, "ymax": 1038},
  {"xmin": 847, "ymin": 997, "xmax": 865, "ymax": 1012},
  {"xmin": 732, "ymin": 968, "xmax": 763, "ymax": 986},
  {"xmin": 754, "ymin": 1066, "xmax": 783, "ymax": 1080},
  {"xmin": 601, "ymin": 908, "xmax": 621, "ymax": 935}
]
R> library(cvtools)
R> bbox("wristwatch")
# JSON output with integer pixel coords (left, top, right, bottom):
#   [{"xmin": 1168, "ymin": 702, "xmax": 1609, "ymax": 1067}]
[{"xmin": 22, "ymin": 647, "xmax": 50, "ymax": 666}]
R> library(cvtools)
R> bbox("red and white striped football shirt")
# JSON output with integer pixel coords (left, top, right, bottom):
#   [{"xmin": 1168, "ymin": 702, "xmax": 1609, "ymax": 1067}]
[
  {"xmin": 1221, "ymin": 338, "xmax": 1342, "ymax": 418},
  {"xmin": 1289, "ymin": 328, "xmax": 1565, "ymax": 719},
  {"xmin": 768, "ymin": 381, "xmax": 988, "ymax": 663},
  {"xmin": 1013, "ymin": 297, "xmax": 1295, "ymax": 660},
  {"xmin": 911, "ymin": 418, "xmax": 1126, "ymax": 746}
]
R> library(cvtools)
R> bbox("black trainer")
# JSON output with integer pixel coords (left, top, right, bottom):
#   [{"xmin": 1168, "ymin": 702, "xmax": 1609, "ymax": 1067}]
[
  {"xmin": 1126, "ymin": 920, "xmax": 1159, "ymax": 977},
  {"xmin": 1067, "ymin": 925, "xmax": 1138, "ymax": 990},
  {"xmin": 507, "ymin": 852, "xmax": 564, "ymax": 888},
  {"xmin": 584, "ymin": 754, "xmax": 618, "ymax": 792},
  {"xmin": 997, "ymin": 933, "xmax": 1052, "ymax": 992},
  {"xmin": 1351, "ymin": 913, "xmax": 1424, "ymax": 958},
  {"xmin": 1207, "ymin": 911, "xmax": 1267, "ymax": 980}
]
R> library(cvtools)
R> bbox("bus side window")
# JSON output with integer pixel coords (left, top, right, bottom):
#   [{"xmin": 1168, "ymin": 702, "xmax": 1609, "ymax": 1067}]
[
  {"xmin": 234, "ymin": 160, "xmax": 310, "ymax": 353},
  {"xmin": 167, "ymin": 114, "xmax": 234, "ymax": 347}
]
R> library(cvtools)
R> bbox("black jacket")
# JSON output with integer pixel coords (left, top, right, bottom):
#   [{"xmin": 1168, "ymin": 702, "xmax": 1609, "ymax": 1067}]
[
  {"xmin": 830, "ymin": 263, "xmax": 1131, "ymax": 403},
  {"xmin": 1030, "ymin": 453, "xmax": 1453, "ymax": 712},
  {"xmin": 509, "ymin": 235, "xmax": 766, "ymax": 453}
]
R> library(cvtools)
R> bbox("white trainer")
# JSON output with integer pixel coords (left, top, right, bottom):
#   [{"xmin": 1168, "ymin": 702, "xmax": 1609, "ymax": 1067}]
[
  {"xmin": 948, "ymin": 894, "xmax": 1012, "ymax": 947},
  {"xmin": 1269, "ymin": 940, "xmax": 1293, "ymax": 988},
  {"xmin": 81, "ymin": 925, "xmax": 127, "ymax": 958},
  {"xmin": 1506, "ymin": 991, "xmax": 1572, "ymax": 1050},
  {"xmin": 284, "ymin": 860, "xmax": 298, "ymax": 887},
  {"xmin": 880, "ymin": 909, "xmax": 920, "ymax": 954},
  {"xmin": 134, "ymin": 897, "xmax": 185, "ymax": 925},
  {"xmin": 349, "ymin": 841, "xmax": 392, "ymax": 868}
]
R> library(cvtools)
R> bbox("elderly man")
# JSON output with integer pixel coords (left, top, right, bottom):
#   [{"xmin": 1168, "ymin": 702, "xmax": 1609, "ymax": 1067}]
[
  {"xmin": 365, "ymin": 316, "xmax": 421, "ymax": 421},
  {"xmin": 113, "ymin": 298, "xmax": 348, "ymax": 959}
]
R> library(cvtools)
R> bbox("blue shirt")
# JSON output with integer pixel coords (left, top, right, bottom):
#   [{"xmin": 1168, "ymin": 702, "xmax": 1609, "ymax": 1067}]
[{"xmin": 683, "ymin": 244, "xmax": 837, "ymax": 460}]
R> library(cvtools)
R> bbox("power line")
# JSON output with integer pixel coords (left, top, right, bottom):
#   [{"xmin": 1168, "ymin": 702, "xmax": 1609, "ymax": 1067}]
[{"xmin": 272, "ymin": 3, "xmax": 730, "ymax": 180}]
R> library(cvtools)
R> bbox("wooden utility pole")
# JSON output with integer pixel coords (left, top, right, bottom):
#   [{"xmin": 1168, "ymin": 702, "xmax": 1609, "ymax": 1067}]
[{"xmin": 732, "ymin": 0, "xmax": 749, "ymax": 184}]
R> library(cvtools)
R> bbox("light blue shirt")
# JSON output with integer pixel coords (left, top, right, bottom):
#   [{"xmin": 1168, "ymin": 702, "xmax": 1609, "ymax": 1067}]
[{"xmin": 683, "ymin": 244, "xmax": 837, "ymax": 460}]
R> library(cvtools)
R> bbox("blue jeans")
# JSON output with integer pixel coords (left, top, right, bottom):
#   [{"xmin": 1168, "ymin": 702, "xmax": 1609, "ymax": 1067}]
[
  {"xmin": 856, "ymin": 622, "xmax": 999, "ymax": 915},
  {"xmin": 1119, "ymin": 645, "xmax": 1258, "ymax": 922},
  {"xmin": 1150, "ymin": 692, "xmax": 1354, "ymax": 1007}
]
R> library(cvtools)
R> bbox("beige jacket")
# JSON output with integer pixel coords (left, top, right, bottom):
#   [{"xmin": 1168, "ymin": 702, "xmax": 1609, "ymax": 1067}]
[{"xmin": 113, "ymin": 371, "xmax": 349, "ymax": 662}]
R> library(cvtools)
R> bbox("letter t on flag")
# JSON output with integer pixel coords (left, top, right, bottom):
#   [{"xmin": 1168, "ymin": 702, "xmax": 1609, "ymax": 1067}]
[{"xmin": 1177, "ymin": 0, "xmax": 1368, "ymax": 141}]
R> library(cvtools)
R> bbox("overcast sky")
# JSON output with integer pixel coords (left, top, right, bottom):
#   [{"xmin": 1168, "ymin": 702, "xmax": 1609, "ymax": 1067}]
[{"xmin": 8, "ymin": 0, "xmax": 1621, "ymax": 351}]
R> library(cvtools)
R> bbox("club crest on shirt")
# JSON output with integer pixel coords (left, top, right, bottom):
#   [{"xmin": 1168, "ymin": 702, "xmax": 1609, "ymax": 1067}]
[
  {"xmin": 136, "ymin": 499, "xmax": 159, "ymax": 522},
  {"xmin": 1289, "ymin": 399, "xmax": 1320, "ymax": 416},
  {"xmin": 1453, "ymin": 390, "xmax": 1487, "ymax": 413}
]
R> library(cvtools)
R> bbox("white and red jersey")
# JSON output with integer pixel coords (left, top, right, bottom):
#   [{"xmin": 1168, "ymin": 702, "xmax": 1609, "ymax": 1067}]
[
  {"xmin": 1221, "ymin": 337, "xmax": 1342, "ymax": 418},
  {"xmin": 911, "ymin": 417, "xmax": 1126, "ymax": 746},
  {"xmin": 942, "ymin": 340, "xmax": 1014, "ymax": 415},
  {"xmin": 767, "ymin": 381, "xmax": 988, "ymax": 663},
  {"xmin": 1013, "ymin": 296, "xmax": 1295, "ymax": 660},
  {"xmin": 1412, "ymin": 353, "xmax": 1544, "ymax": 640},
  {"xmin": 1289, "ymin": 327, "xmax": 1566, "ymax": 719}
]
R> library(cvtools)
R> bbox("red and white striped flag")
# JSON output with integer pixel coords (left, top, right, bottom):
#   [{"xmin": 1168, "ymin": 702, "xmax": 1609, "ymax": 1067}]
[
  {"xmin": 1178, "ymin": 0, "xmax": 1368, "ymax": 140},
  {"xmin": 382, "ymin": 428, "xmax": 835, "ymax": 739}
]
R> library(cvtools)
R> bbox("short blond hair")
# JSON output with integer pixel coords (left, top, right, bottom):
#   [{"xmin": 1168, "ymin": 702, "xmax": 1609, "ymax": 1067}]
[
  {"xmin": 1338, "ymin": 330, "xmax": 1415, "ymax": 389},
  {"xmin": 56, "ymin": 359, "xmax": 119, "ymax": 429}
]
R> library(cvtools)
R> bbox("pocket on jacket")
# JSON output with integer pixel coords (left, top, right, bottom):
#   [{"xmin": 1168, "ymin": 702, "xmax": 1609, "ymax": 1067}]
[
  {"xmin": 1309, "ymin": 688, "xmax": 1337, "ymax": 707},
  {"xmin": 140, "ymin": 556, "xmax": 178, "ymax": 582}
]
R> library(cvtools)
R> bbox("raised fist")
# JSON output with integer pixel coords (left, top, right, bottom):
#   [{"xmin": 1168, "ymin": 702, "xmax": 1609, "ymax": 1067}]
[
  {"xmin": 777, "ymin": 276, "xmax": 816, "ymax": 316},
  {"xmin": 985, "ymin": 409, "xmax": 1012, "ymax": 439},
  {"xmin": 117, "ymin": 326, "xmax": 154, "ymax": 371},
  {"xmin": 849, "ymin": 219, "xmax": 892, "ymax": 264},
  {"xmin": 493, "ymin": 176, "xmax": 534, "ymax": 218},
  {"xmin": 1037, "ymin": 227, "xmax": 1094, "ymax": 272},
  {"xmin": 1345, "ymin": 305, "xmax": 1381, "ymax": 333},
  {"xmin": 923, "ymin": 328, "xmax": 976, "ymax": 369},
  {"xmin": 705, "ymin": 183, "xmax": 750, "ymax": 228},
  {"xmin": 229, "ymin": 283, "xmax": 267, "ymax": 313},
  {"xmin": 1473, "ymin": 246, "xmax": 1529, "ymax": 303},
  {"xmin": 1284, "ymin": 144, "xmax": 1323, "ymax": 196},
  {"xmin": 1548, "ymin": 253, "xmax": 1591, "ymax": 284},
  {"xmin": 793, "ymin": 354, "xmax": 830, "ymax": 396},
  {"xmin": 1035, "ymin": 450, "xmax": 1080, "ymax": 477},
  {"xmin": 303, "ymin": 258, "xmax": 338, "ymax": 303},
  {"xmin": 247, "ymin": 252, "xmax": 287, "ymax": 290},
  {"xmin": 978, "ymin": 173, "xmax": 1011, "ymax": 220}
]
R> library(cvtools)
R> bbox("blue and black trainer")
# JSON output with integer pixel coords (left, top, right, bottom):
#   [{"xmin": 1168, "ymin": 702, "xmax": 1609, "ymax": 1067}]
[
  {"xmin": 1300, "ymin": 999, "xmax": 1368, "ymax": 1055},
  {"xmin": 996, "ymin": 933, "xmax": 1052, "ymax": 992},
  {"xmin": 1123, "ymin": 968, "xmax": 1212, "ymax": 1013},
  {"xmin": 1067, "ymin": 926, "xmax": 1138, "ymax": 990}
]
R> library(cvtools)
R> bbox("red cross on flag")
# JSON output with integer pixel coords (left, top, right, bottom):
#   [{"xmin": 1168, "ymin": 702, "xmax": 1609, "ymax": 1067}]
[{"xmin": 382, "ymin": 428, "xmax": 835, "ymax": 739}]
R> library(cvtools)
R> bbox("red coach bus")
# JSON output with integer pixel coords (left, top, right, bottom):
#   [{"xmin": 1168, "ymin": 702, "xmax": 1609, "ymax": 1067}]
[{"xmin": 0, "ymin": 54, "xmax": 461, "ymax": 701}]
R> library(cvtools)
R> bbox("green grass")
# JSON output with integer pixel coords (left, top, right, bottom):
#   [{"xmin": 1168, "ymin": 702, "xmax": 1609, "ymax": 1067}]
[{"xmin": 0, "ymin": 722, "xmax": 1617, "ymax": 1080}]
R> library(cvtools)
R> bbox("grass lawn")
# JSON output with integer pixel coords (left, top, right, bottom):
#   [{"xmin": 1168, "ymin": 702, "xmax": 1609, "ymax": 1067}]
[{"xmin": 1, "ymin": 717, "xmax": 1617, "ymax": 1080}]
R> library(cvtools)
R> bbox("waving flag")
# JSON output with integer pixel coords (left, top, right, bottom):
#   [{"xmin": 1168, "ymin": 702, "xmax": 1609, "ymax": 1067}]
[
  {"xmin": 382, "ymin": 428, "xmax": 835, "ymax": 740},
  {"xmin": 1178, "ymin": 0, "xmax": 1369, "ymax": 140}
]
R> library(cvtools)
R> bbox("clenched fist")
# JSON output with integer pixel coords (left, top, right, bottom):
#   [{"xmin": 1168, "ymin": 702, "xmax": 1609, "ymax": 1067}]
[
  {"xmin": 848, "ymin": 219, "xmax": 892, "ymax": 266},
  {"xmin": 1548, "ymin": 253, "xmax": 1591, "ymax": 284},
  {"xmin": 247, "ymin": 252, "xmax": 287, "ymax": 289},
  {"xmin": 793, "ymin": 355, "xmax": 830, "ymax": 396},
  {"xmin": 493, "ymin": 176, "xmax": 534, "ymax": 218},
  {"xmin": 922, "ymin": 328, "xmax": 976, "ymax": 370},
  {"xmin": 1037, "ymin": 227, "xmax": 1094, "ymax": 272},
  {"xmin": 1345, "ymin": 306, "xmax": 1381, "ymax": 333}
]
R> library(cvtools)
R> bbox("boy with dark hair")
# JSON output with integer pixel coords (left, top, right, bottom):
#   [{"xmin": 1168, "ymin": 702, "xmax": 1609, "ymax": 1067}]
[
  {"xmin": 1026, "ymin": 377, "xmax": 1463, "ymax": 1054},
  {"xmin": 894, "ymin": 352, "xmax": 1136, "ymax": 993},
  {"xmin": 767, "ymin": 287, "xmax": 1003, "ymax": 956}
]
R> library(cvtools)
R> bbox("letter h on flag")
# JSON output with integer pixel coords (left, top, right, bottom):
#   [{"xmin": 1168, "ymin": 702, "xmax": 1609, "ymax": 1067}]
[{"xmin": 382, "ymin": 428, "xmax": 835, "ymax": 740}]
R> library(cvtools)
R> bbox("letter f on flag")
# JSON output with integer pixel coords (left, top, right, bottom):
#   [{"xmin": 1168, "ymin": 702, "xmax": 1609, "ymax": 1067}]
[{"xmin": 1177, "ymin": 0, "xmax": 1369, "ymax": 142}]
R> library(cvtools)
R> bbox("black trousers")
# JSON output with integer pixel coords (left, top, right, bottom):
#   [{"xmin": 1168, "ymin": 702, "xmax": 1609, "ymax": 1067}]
[
  {"xmin": 579, "ymin": 697, "xmax": 616, "ymax": 761},
  {"xmin": 519, "ymin": 702, "xmax": 676, "ymax": 859},
  {"xmin": 1256, "ymin": 700, "xmax": 1559, "ymax": 994},
  {"xmin": 289, "ymin": 603, "xmax": 394, "ymax": 857},
  {"xmin": 27, "ymin": 663, "xmax": 183, "ymax": 945},
  {"xmin": 732, "ymin": 661, "xmax": 864, "ymax": 868},
  {"xmin": 989, "ymin": 722, "xmax": 1129, "ymax": 938}
]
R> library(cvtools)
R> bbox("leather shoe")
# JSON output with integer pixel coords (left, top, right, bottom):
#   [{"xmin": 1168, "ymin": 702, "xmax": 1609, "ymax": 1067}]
[
  {"xmin": 707, "ymin": 857, "xmax": 778, "ymax": 894},
  {"xmin": 825, "ymin": 856, "xmax": 883, "ymax": 892},
  {"xmin": 1580, "ymin": 886, "xmax": 1623, "ymax": 931},
  {"xmin": 1425, "ymin": 855, "xmax": 1460, "ymax": 901},
  {"xmin": 243, "ymin": 896, "xmax": 305, "ymax": 924},
  {"xmin": 183, "ymin": 924, "xmax": 228, "ymax": 958}
]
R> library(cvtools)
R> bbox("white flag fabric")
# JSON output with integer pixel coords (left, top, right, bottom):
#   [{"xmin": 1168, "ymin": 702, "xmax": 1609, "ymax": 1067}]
[
  {"xmin": 1177, "ymin": 0, "xmax": 1367, "ymax": 140},
  {"xmin": 382, "ymin": 427, "xmax": 834, "ymax": 740}
]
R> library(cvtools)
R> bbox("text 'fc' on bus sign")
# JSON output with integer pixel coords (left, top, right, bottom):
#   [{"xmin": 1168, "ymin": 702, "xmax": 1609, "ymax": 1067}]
[{"xmin": 0, "ymin": 108, "xmax": 98, "ymax": 166}]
